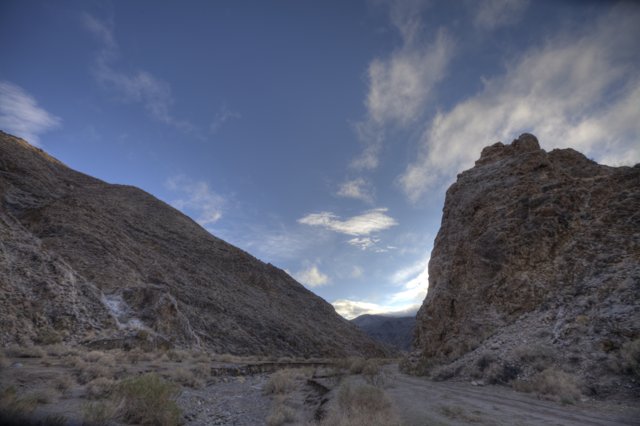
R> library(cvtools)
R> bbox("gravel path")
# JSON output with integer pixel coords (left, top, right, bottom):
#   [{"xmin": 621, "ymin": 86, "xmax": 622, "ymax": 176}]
[{"xmin": 384, "ymin": 366, "xmax": 640, "ymax": 426}]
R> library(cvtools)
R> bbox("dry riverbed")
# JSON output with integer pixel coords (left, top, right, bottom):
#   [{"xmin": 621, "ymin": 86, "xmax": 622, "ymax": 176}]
[{"xmin": 0, "ymin": 345, "xmax": 638, "ymax": 425}]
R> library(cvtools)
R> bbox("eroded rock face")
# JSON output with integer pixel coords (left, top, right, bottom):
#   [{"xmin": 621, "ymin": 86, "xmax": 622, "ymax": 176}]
[
  {"xmin": 413, "ymin": 134, "xmax": 639, "ymax": 394},
  {"xmin": 0, "ymin": 131, "xmax": 387, "ymax": 357}
]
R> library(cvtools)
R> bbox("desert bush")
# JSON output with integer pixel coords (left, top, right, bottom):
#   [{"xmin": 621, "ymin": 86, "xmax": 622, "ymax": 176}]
[
  {"xmin": 484, "ymin": 362, "xmax": 520, "ymax": 384},
  {"xmin": 264, "ymin": 369, "xmax": 307, "ymax": 395},
  {"xmin": 166, "ymin": 349, "xmax": 190, "ymax": 362},
  {"xmin": 513, "ymin": 367, "xmax": 581, "ymax": 404},
  {"xmin": 83, "ymin": 350, "xmax": 105, "ymax": 363},
  {"xmin": 27, "ymin": 389, "xmax": 57, "ymax": 404},
  {"xmin": 348, "ymin": 357, "xmax": 366, "ymax": 375},
  {"xmin": 191, "ymin": 362, "xmax": 211, "ymax": 378},
  {"xmin": 169, "ymin": 367, "xmax": 203, "ymax": 388},
  {"xmin": 78, "ymin": 363, "xmax": 113, "ymax": 384},
  {"xmin": 0, "ymin": 352, "xmax": 8, "ymax": 369},
  {"xmin": 116, "ymin": 373, "xmax": 181, "ymax": 426},
  {"xmin": 266, "ymin": 397, "xmax": 297, "ymax": 426},
  {"xmin": 86, "ymin": 377, "xmax": 116, "ymax": 399},
  {"xmin": 4, "ymin": 345, "xmax": 45, "ymax": 358},
  {"xmin": 0, "ymin": 387, "xmax": 38, "ymax": 420},
  {"xmin": 35, "ymin": 327, "xmax": 63, "ymax": 345},
  {"xmin": 127, "ymin": 348, "xmax": 153, "ymax": 364},
  {"xmin": 44, "ymin": 344, "xmax": 78, "ymax": 357},
  {"xmin": 55, "ymin": 375, "xmax": 74, "ymax": 395},
  {"xmin": 620, "ymin": 338, "xmax": 640, "ymax": 376},
  {"xmin": 321, "ymin": 381, "xmax": 401, "ymax": 426},
  {"xmin": 513, "ymin": 344, "xmax": 555, "ymax": 371},
  {"xmin": 82, "ymin": 400, "xmax": 120, "ymax": 426},
  {"xmin": 362, "ymin": 360, "xmax": 386, "ymax": 386}
]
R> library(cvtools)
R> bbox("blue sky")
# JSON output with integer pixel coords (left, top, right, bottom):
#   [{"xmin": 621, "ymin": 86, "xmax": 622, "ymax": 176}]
[{"xmin": 1, "ymin": 0, "xmax": 639, "ymax": 319}]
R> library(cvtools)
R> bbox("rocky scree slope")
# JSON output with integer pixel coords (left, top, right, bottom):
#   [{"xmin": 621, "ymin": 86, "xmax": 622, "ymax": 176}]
[
  {"xmin": 412, "ymin": 134, "xmax": 639, "ymax": 397},
  {"xmin": 0, "ymin": 131, "xmax": 387, "ymax": 357},
  {"xmin": 352, "ymin": 314, "xmax": 415, "ymax": 351}
]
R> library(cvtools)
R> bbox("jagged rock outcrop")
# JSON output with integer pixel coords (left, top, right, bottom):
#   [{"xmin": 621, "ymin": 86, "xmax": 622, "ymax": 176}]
[
  {"xmin": 413, "ymin": 134, "xmax": 639, "ymax": 396},
  {"xmin": 0, "ymin": 131, "xmax": 388, "ymax": 357},
  {"xmin": 352, "ymin": 314, "xmax": 415, "ymax": 351}
]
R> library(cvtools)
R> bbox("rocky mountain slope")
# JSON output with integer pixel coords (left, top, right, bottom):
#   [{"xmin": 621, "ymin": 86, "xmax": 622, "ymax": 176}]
[
  {"xmin": 411, "ymin": 134, "xmax": 639, "ymax": 397},
  {"xmin": 0, "ymin": 131, "xmax": 387, "ymax": 357},
  {"xmin": 352, "ymin": 314, "xmax": 415, "ymax": 351}
]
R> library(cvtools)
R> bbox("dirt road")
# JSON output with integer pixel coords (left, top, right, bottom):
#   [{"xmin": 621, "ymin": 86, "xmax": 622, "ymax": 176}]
[{"xmin": 384, "ymin": 366, "xmax": 640, "ymax": 426}]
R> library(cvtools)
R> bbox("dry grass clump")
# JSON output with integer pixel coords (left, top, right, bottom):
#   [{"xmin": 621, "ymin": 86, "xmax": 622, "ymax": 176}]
[
  {"xmin": 513, "ymin": 344, "xmax": 555, "ymax": 371},
  {"xmin": 191, "ymin": 362, "xmax": 211, "ymax": 379},
  {"xmin": 83, "ymin": 350, "xmax": 105, "ymax": 363},
  {"xmin": 43, "ymin": 344, "xmax": 77, "ymax": 357},
  {"xmin": 116, "ymin": 373, "xmax": 181, "ymax": 426},
  {"xmin": 34, "ymin": 327, "xmax": 63, "ymax": 345},
  {"xmin": 264, "ymin": 369, "xmax": 310, "ymax": 395},
  {"xmin": 266, "ymin": 397, "xmax": 297, "ymax": 426},
  {"xmin": 321, "ymin": 381, "xmax": 401, "ymax": 426},
  {"xmin": 78, "ymin": 363, "xmax": 114, "ymax": 384},
  {"xmin": 126, "ymin": 348, "xmax": 154, "ymax": 364},
  {"xmin": 4, "ymin": 345, "xmax": 46, "ymax": 358},
  {"xmin": 513, "ymin": 367, "xmax": 581, "ymax": 404},
  {"xmin": 86, "ymin": 377, "xmax": 116, "ymax": 399},
  {"xmin": 0, "ymin": 352, "xmax": 8, "ymax": 369},
  {"xmin": 0, "ymin": 386, "xmax": 38, "ymax": 423},
  {"xmin": 348, "ymin": 357, "xmax": 366, "ymax": 374},
  {"xmin": 620, "ymin": 338, "xmax": 640, "ymax": 376},
  {"xmin": 166, "ymin": 349, "xmax": 191, "ymax": 362},
  {"xmin": 54, "ymin": 375, "xmax": 75, "ymax": 396},
  {"xmin": 169, "ymin": 367, "xmax": 203, "ymax": 388},
  {"xmin": 82, "ymin": 400, "xmax": 121, "ymax": 426}
]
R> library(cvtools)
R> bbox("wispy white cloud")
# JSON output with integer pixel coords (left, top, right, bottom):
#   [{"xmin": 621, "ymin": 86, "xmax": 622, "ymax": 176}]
[
  {"xmin": 337, "ymin": 178, "xmax": 374, "ymax": 203},
  {"xmin": 298, "ymin": 208, "xmax": 397, "ymax": 236},
  {"xmin": 347, "ymin": 236, "xmax": 379, "ymax": 250},
  {"xmin": 210, "ymin": 105, "xmax": 241, "ymax": 134},
  {"xmin": 82, "ymin": 13, "xmax": 195, "ymax": 133},
  {"xmin": 473, "ymin": 0, "xmax": 530, "ymax": 30},
  {"xmin": 165, "ymin": 175, "xmax": 224, "ymax": 226},
  {"xmin": 332, "ymin": 255, "xmax": 429, "ymax": 320},
  {"xmin": 0, "ymin": 81, "xmax": 60, "ymax": 146},
  {"xmin": 400, "ymin": 4, "xmax": 640, "ymax": 201},
  {"xmin": 351, "ymin": 1, "xmax": 454, "ymax": 171},
  {"xmin": 292, "ymin": 265, "xmax": 330, "ymax": 288},
  {"xmin": 332, "ymin": 299, "xmax": 420, "ymax": 320}
]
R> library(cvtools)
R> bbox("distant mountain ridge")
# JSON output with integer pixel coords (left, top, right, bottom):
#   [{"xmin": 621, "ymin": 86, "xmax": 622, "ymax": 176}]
[
  {"xmin": 0, "ymin": 131, "xmax": 388, "ymax": 357},
  {"xmin": 352, "ymin": 314, "xmax": 415, "ymax": 352}
]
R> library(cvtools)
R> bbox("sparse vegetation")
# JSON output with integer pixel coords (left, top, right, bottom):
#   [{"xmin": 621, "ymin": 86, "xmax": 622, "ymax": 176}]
[
  {"xmin": 116, "ymin": 373, "xmax": 181, "ymax": 426},
  {"xmin": 264, "ymin": 369, "xmax": 307, "ymax": 395},
  {"xmin": 82, "ymin": 400, "xmax": 120, "ymax": 426},
  {"xmin": 620, "ymin": 338, "xmax": 640, "ymax": 376},
  {"xmin": 321, "ymin": 381, "xmax": 401, "ymax": 426},
  {"xmin": 266, "ymin": 396, "xmax": 297, "ymax": 426},
  {"xmin": 4, "ymin": 345, "xmax": 45, "ymax": 358},
  {"xmin": 86, "ymin": 377, "xmax": 116, "ymax": 399},
  {"xmin": 34, "ymin": 327, "xmax": 63, "ymax": 345},
  {"xmin": 0, "ymin": 386, "xmax": 38, "ymax": 422},
  {"xmin": 513, "ymin": 367, "xmax": 581, "ymax": 404},
  {"xmin": 169, "ymin": 367, "xmax": 203, "ymax": 388}
]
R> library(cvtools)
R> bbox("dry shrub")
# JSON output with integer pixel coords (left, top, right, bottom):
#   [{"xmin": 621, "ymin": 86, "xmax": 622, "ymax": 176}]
[
  {"xmin": 362, "ymin": 360, "xmax": 386, "ymax": 386},
  {"xmin": 4, "ymin": 345, "xmax": 45, "ymax": 358},
  {"xmin": 191, "ymin": 362, "xmax": 211, "ymax": 378},
  {"xmin": 216, "ymin": 353, "xmax": 242, "ymax": 363},
  {"xmin": 620, "ymin": 338, "xmax": 640, "ymax": 376},
  {"xmin": 513, "ymin": 345, "xmax": 555, "ymax": 371},
  {"xmin": 513, "ymin": 367, "xmax": 581, "ymax": 404},
  {"xmin": 34, "ymin": 327, "xmax": 63, "ymax": 345},
  {"xmin": 321, "ymin": 381, "xmax": 401, "ymax": 426},
  {"xmin": 348, "ymin": 357, "xmax": 366, "ymax": 375},
  {"xmin": 166, "ymin": 349, "xmax": 190, "ymax": 362},
  {"xmin": 264, "ymin": 369, "xmax": 307, "ymax": 395},
  {"xmin": 55, "ymin": 375, "xmax": 75, "ymax": 395},
  {"xmin": 169, "ymin": 367, "xmax": 203, "ymax": 388},
  {"xmin": 27, "ymin": 389, "xmax": 57, "ymax": 404},
  {"xmin": 127, "ymin": 348, "xmax": 153, "ymax": 364},
  {"xmin": 83, "ymin": 350, "xmax": 105, "ymax": 363},
  {"xmin": 86, "ymin": 377, "xmax": 116, "ymax": 399},
  {"xmin": 190, "ymin": 351, "xmax": 210, "ymax": 363},
  {"xmin": 484, "ymin": 362, "xmax": 520, "ymax": 384},
  {"xmin": 0, "ymin": 387, "xmax": 38, "ymax": 423},
  {"xmin": 78, "ymin": 363, "xmax": 113, "ymax": 384},
  {"xmin": 0, "ymin": 352, "xmax": 8, "ymax": 369},
  {"xmin": 82, "ymin": 400, "xmax": 121, "ymax": 426},
  {"xmin": 116, "ymin": 373, "xmax": 181, "ymax": 426},
  {"xmin": 266, "ymin": 399, "xmax": 297, "ymax": 426},
  {"xmin": 44, "ymin": 344, "xmax": 77, "ymax": 357}
]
